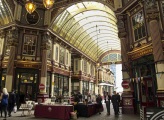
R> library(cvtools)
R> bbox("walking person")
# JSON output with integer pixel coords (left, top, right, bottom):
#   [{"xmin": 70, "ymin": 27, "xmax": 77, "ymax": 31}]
[
  {"xmin": 1, "ymin": 88, "xmax": 9, "ymax": 120},
  {"xmin": 111, "ymin": 91, "xmax": 120, "ymax": 115},
  {"xmin": 104, "ymin": 92, "xmax": 111, "ymax": 115},
  {"xmin": 8, "ymin": 89, "xmax": 16, "ymax": 117},
  {"xmin": 96, "ymin": 94, "xmax": 102, "ymax": 114}
]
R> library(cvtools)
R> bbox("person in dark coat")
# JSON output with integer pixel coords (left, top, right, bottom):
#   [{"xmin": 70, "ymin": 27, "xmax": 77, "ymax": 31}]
[
  {"xmin": 104, "ymin": 92, "xmax": 111, "ymax": 115},
  {"xmin": 96, "ymin": 94, "xmax": 102, "ymax": 114},
  {"xmin": 8, "ymin": 89, "xmax": 16, "ymax": 117},
  {"xmin": 111, "ymin": 91, "xmax": 120, "ymax": 115}
]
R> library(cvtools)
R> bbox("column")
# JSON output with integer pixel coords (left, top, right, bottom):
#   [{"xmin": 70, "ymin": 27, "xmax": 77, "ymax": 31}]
[
  {"xmin": 51, "ymin": 73, "xmax": 54, "ymax": 97},
  {"xmin": 118, "ymin": 15, "xmax": 134, "ymax": 114},
  {"xmin": 5, "ymin": 27, "xmax": 18, "ymax": 92},
  {"xmin": 37, "ymin": 32, "xmax": 51, "ymax": 103},
  {"xmin": 147, "ymin": 7, "xmax": 164, "ymax": 107},
  {"xmin": 79, "ymin": 80, "xmax": 82, "ymax": 94},
  {"xmin": 69, "ymin": 76, "xmax": 71, "ymax": 97}
]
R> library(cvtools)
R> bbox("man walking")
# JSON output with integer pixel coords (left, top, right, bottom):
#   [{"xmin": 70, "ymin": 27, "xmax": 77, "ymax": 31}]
[
  {"xmin": 8, "ymin": 89, "xmax": 16, "ymax": 117},
  {"xmin": 111, "ymin": 91, "xmax": 120, "ymax": 115},
  {"xmin": 104, "ymin": 92, "xmax": 111, "ymax": 115}
]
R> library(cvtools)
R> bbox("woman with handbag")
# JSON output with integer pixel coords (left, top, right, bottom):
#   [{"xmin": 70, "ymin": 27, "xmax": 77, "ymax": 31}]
[{"xmin": 1, "ymin": 88, "xmax": 9, "ymax": 120}]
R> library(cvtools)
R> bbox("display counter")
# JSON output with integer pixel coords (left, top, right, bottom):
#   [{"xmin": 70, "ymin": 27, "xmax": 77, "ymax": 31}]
[
  {"xmin": 75, "ymin": 103, "xmax": 103, "ymax": 117},
  {"xmin": 34, "ymin": 104, "xmax": 73, "ymax": 120}
]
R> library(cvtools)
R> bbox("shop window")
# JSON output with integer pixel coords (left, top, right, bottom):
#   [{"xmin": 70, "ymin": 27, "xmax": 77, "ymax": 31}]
[
  {"xmin": 23, "ymin": 35, "xmax": 37, "ymax": 56},
  {"xmin": 71, "ymin": 81, "xmax": 79, "ymax": 93},
  {"xmin": 59, "ymin": 47, "xmax": 65, "ymax": 64},
  {"xmin": 1, "ymin": 69, "xmax": 6, "ymax": 89},
  {"xmin": 63, "ymin": 77, "xmax": 69, "ymax": 96},
  {"xmin": 54, "ymin": 75, "xmax": 59, "ymax": 96},
  {"xmin": 131, "ymin": 11, "xmax": 146, "ymax": 41},
  {"xmin": 83, "ymin": 81, "xmax": 89, "ymax": 95},
  {"xmin": 89, "ymin": 82, "xmax": 95, "ymax": 94},
  {"xmin": 54, "ymin": 75, "xmax": 69, "ymax": 96},
  {"xmin": 46, "ymin": 73, "xmax": 51, "ymax": 95}
]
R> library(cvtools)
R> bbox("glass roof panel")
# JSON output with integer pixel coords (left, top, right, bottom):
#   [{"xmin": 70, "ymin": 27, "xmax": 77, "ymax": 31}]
[
  {"xmin": 0, "ymin": 0, "xmax": 13, "ymax": 26},
  {"xmin": 51, "ymin": 1, "xmax": 120, "ymax": 61}
]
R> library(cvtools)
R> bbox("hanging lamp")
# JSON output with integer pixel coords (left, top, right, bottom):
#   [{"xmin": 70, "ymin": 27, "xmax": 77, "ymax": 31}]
[
  {"xmin": 43, "ymin": 0, "xmax": 55, "ymax": 9},
  {"xmin": 25, "ymin": 0, "xmax": 36, "ymax": 14}
]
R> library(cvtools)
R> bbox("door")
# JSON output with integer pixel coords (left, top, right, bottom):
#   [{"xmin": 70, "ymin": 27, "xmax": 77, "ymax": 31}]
[
  {"xmin": 16, "ymin": 71, "xmax": 39, "ymax": 102},
  {"xmin": 19, "ymin": 84, "xmax": 33, "ymax": 100}
]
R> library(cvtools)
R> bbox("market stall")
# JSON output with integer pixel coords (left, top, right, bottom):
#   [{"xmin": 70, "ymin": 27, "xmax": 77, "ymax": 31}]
[{"xmin": 34, "ymin": 104, "xmax": 73, "ymax": 120}]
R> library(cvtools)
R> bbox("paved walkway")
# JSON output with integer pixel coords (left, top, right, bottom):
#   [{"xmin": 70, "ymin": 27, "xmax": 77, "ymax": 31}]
[{"xmin": 0, "ymin": 104, "xmax": 140, "ymax": 120}]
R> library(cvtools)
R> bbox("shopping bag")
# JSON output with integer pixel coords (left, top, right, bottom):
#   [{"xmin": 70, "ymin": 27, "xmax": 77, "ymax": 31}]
[{"xmin": 13, "ymin": 105, "xmax": 17, "ymax": 113}]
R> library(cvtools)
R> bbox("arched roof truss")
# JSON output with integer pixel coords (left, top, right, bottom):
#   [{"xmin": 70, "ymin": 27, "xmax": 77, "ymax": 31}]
[
  {"xmin": 0, "ymin": 0, "xmax": 13, "ymax": 26},
  {"xmin": 51, "ymin": 1, "xmax": 120, "ymax": 61}
]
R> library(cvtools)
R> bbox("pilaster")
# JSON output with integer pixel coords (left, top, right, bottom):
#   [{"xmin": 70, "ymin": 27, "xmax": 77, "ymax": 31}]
[
  {"xmin": 118, "ymin": 15, "xmax": 134, "ymax": 114},
  {"xmin": 147, "ymin": 6, "xmax": 164, "ymax": 103},
  {"xmin": 5, "ymin": 27, "xmax": 18, "ymax": 92}
]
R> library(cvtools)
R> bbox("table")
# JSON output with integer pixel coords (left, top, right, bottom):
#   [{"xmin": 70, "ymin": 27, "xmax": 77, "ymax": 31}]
[
  {"xmin": 75, "ymin": 103, "xmax": 103, "ymax": 117},
  {"xmin": 34, "ymin": 104, "xmax": 73, "ymax": 120}
]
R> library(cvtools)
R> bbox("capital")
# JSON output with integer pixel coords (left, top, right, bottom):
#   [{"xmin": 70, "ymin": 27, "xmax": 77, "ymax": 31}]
[
  {"xmin": 146, "ymin": 7, "xmax": 159, "ymax": 22},
  {"xmin": 7, "ymin": 27, "xmax": 18, "ymax": 46}
]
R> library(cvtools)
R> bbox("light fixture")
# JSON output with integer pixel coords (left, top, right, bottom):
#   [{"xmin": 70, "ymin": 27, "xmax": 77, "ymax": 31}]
[
  {"xmin": 25, "ymin": 0, "xmax": 55, "ymax": 14},
  {"xmin": 43, "ymin": 0, "xmax": 55, "ymax": 9},
  {"xmin": 25, "ymin": 0, "xmax": 36, "ymax": 14}
]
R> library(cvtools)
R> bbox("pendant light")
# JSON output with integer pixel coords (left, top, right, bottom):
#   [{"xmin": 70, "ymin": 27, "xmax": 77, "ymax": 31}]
[
  {"xmin": 25, "ymin": 0, "xmax": 36, "ymax": 14},
  {"xmin": 43, "ymin": 0, "xmax": 55, "ymax": 9}
]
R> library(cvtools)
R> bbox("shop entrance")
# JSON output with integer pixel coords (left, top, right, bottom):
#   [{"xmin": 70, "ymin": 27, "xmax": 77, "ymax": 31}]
[{"xmin": 15, "ymin": 69, "xmax": 39, "ymax": 103}]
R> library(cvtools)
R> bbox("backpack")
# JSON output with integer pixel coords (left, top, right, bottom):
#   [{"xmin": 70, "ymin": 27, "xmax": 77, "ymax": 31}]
[{"xmin": 1, "ymin": 94, "xmax": 8, "ymax": 106}]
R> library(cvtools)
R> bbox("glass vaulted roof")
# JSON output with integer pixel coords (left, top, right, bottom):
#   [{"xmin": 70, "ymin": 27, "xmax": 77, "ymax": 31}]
[
  {"xmin": 0, "ymin": 0, "xmax": 13, "ymax": 26},
  {"xmin": 51, "ymin": 1, "xmax": 120, "ymax": 61}
]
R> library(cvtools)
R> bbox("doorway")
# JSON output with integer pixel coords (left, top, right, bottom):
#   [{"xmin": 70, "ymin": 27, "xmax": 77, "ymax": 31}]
[{"xmin": 15, "ymin": 69, "xmax": 39, "ymax": 102}]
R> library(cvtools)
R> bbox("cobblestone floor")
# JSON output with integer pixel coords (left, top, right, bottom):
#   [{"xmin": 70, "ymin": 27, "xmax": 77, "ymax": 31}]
[{"xmin": 0, "ymin": 104, "xmax": 140, "ymax": 120}]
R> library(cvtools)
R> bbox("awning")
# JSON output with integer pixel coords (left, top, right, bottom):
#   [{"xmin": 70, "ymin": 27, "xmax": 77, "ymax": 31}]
[{"xmin": 98, "ymin": 83, "xmax": 114, "ymax": 86}]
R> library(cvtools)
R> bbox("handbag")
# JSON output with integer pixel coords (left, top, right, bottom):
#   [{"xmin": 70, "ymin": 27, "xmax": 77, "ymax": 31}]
[{"xmin": 13, "ymin": 105, "xmax": 17, "ymax": 113}]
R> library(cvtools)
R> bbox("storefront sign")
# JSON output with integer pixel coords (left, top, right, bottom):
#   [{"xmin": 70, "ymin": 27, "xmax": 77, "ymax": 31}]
[
  {"xmin": 122, "ymin": 81, "xmax": 129, "ymax": 89},
  {"xmin": 39, "ymin": 84, "xmax": 45, "ymax": 90}
]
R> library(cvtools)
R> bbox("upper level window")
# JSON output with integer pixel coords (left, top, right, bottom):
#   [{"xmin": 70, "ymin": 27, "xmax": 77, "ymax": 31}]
[
  {"xmin": 23, "ymin": 35, "xmax": 37, "ymax": 56},
  {"xmin": 59, "ymin": 46, "xmax": 65, "ymax": 64},
  {"xmin": 55, "ymin": 46, "xmax": 58, "ymax": 61},
  {"xmin": 84, "ymin": 60, "xmax": 87, "ymax": 73},
  {"xmin": 132, "ymin": 11, "xmax": 146, "ymax": 41},
  {"xmin": 66, "ymin": 52, "xmax": 68, "ymax": 65}
]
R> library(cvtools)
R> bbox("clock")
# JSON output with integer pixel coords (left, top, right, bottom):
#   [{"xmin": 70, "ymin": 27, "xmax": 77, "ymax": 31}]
[{"xmin": 26, "ymin": 11, "xmax": 40, "ymax": 25}]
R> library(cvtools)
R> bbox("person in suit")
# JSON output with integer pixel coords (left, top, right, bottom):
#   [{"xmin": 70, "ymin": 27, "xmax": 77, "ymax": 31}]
[
  {"xmin": 96, "ymin": 94, "xmax": 102, "ymax": 114},
  {"xmin": 111, "ymin": 91, "xmax": 120, "ymax": 115},
  {"xmin": 8, "ymin": 89, "xmax": 16, "ymax": 117},
  {"xmin": 104, "ymin": 92, "xmax": 111, "ymax": 115}
]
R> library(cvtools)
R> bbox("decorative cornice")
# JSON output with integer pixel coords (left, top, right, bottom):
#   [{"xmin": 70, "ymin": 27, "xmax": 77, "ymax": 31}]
[{"xmin": 128, "ymin": 43, "xmax": 153, "ymax": 60}]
